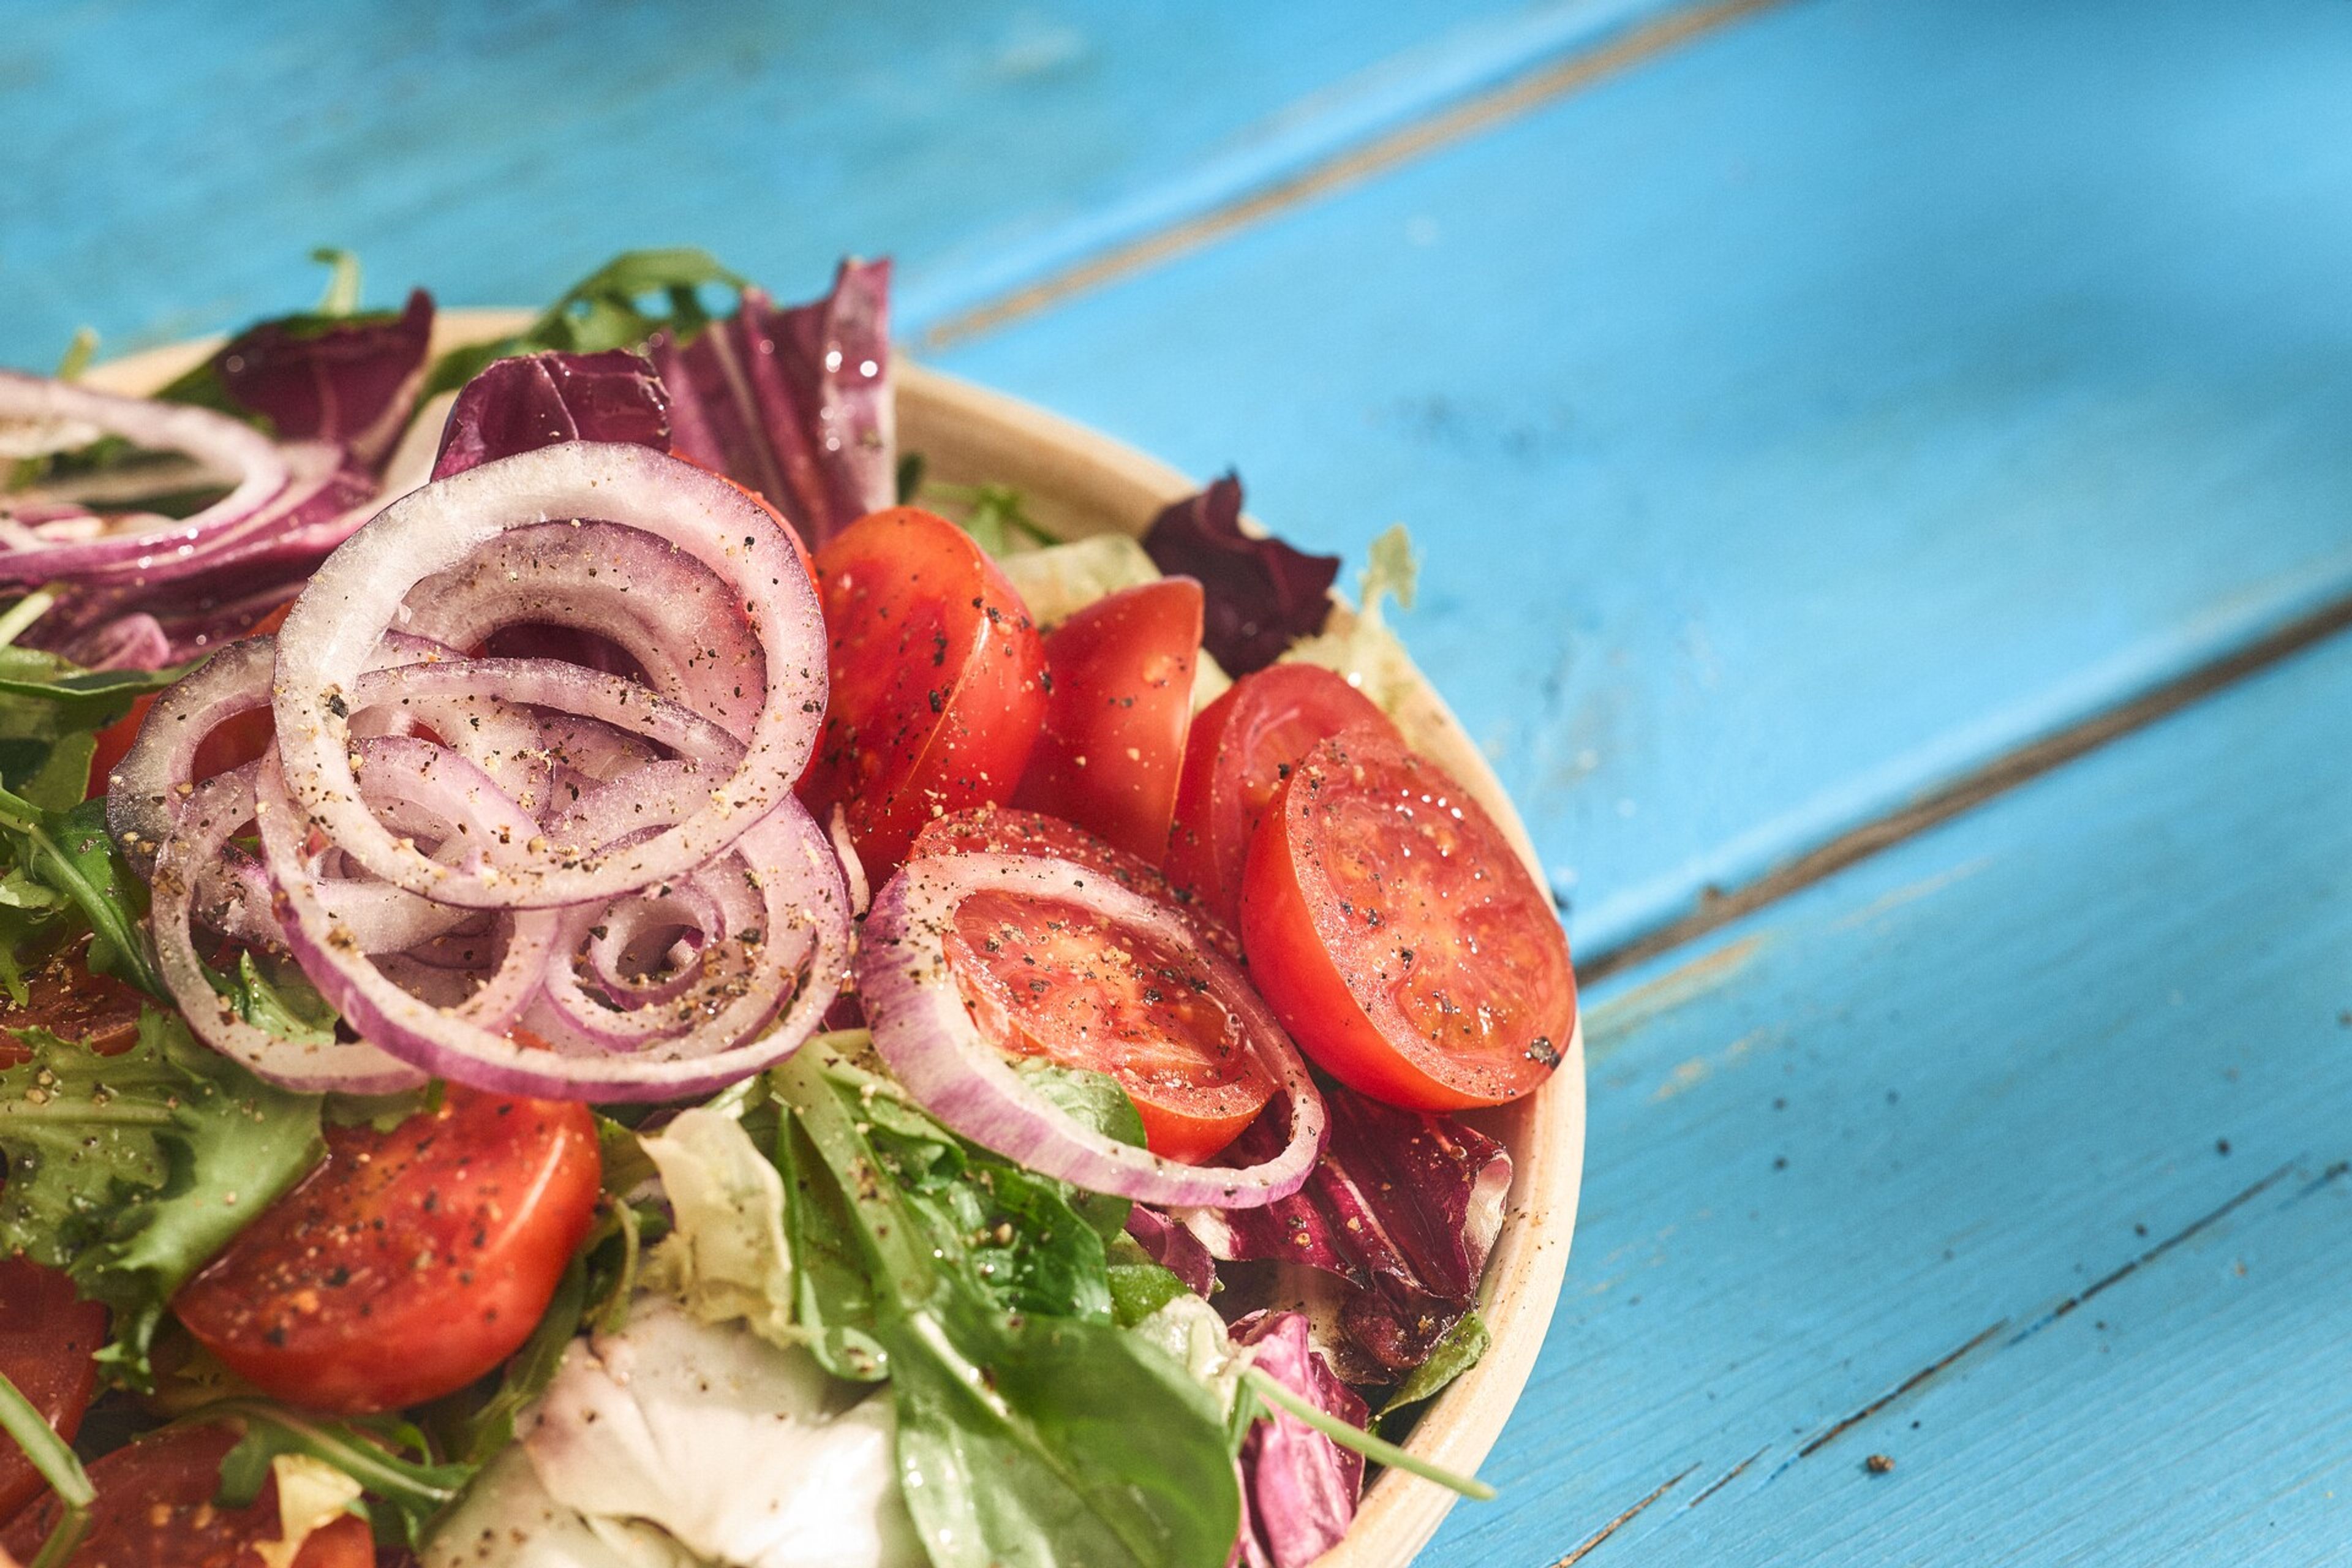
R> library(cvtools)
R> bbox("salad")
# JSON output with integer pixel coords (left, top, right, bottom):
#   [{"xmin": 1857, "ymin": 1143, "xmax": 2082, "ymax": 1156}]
[{"xmin": 0, "ymin": 251, "xmax": 1577, "ymax": 1568}]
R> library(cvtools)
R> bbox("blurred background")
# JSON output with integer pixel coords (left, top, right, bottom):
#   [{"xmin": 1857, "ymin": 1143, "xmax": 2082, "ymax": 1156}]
[{"xmin": 9, "ymin": 1, "xmax": 2352, "ymax": 1559}]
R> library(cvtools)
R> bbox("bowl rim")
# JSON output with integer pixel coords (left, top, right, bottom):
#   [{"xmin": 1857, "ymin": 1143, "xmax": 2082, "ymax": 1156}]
[{"xmin": 82, "ymin": 313, "xmax": 1586, "ymax": 1568}]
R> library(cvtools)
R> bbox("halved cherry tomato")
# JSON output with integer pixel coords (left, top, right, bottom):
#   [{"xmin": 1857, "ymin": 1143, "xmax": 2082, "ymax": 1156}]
[
  {"xmin": 1011, "ymin": 579, "xmax": 1202, "ymax": 862},
  {"xmin": 172, "ymin": 1084, "xmax": 600, "ymax": 1414},
  {"xmin": 801, "ymin": 508, "xmax": 1047, "ymax": 876},
  {"xmin": 1166, "ymin": 664, "xmax": 1398, "ymax": 928},
  {"xmin": 0, "ymin": 1259, "xmax": 106, "ymax": 1520},
  {"xmin": 944, "ymin": 885, "xmax": 1276, "ymax": 1163},
  {"xmin": 913, "ymin": 805, "xmax": 1238, "ymax": 959},
  {"xmin": 0, "ymin": 943, "xmax": 145, "ymax": 1066},
  {"xmin": 86, "ymin": 688, "xmax": 277, "ymax": 802},
  {"xmin": 1241, "ymin": 727, "xmax": 1574, "ymax": 1110},
  {"xmin": 1, "ymin": 1422, "xmax": 372, "ymax": 1568}
]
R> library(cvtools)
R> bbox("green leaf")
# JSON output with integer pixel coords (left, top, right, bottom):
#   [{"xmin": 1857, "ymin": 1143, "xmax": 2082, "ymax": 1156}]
[
  {"xmin": 895, "ymin": 451, "xmax": 927, "ymax": 506},
  {"xmin": 1360, "ymin": 522, "xmax": 1419, "ymax": 616},
  {"xmin": 422, "ymin": 247, "xmax": 747, "ymax": 397},
  {"xmin": 219, "ymin": 950, "xmax": 337, "ymax": 1047},
  {"xmin": 449, "ymin": 1251, "xmax": 589, "ymax": 1466},
  {"xmin": 774, "ymin": 1049, "xmax": 1241, "ymax": 1568},
  {"xmin": 310, "ymin": 248, "xmax": 363, "ymax": 316},
  {"xmin": 0, "ymin": 1010, "xmax": 323, "ymax": 1388},
  {"xmin": 1104, "ymin": 1234, "xmax": 1193, "ymax": 1330},
  {"xmin": 208, "ymin": 1401, "xmax": 473, "ymax": 1550},
  {"xmin": 928, "ymin": 481, "xmax": 1057, "ymax": 556},
  {"xmin": 1376, "ymin": 1310, "xmax": 1491, "ymax": 1419},
  {"xmin": 1240, "ymin": 1365, "xmax": 1493, "ymax": 1501},
  {"xmin": 0, "ymin": 786, "xmax": 162, "ymax": 998},
  {"xmin": 0, "ymin": 644, "xmax": 181, "ymax": 739}
]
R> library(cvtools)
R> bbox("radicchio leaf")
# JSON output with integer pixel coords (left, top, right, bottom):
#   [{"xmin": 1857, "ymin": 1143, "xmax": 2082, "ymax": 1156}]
[
  {"xmin": 431, "ymin": 349, "xmax": 672, "ymax": 480},
  {"xmin": 1231, "ymin": 1310, "xmax": 1367, "ymax": 1568},
  {"xmin": 1180, "ymin": 1080, "xmax": 1510, "ymax": 1376},
  {"xmin": 649, "ymin": 257, "xmax": 894, "ymax": 548},
  {"xmin": 212, "ymin": 289, "xmax": 435, "ymax": 469},
  {"xmin": 1125, "ymin": 1205, "xmax": 1217, "ymax": 1297},
  {"xmin": 1142, "ymin": 475, "xmax": 1337, "ymax": 675}
]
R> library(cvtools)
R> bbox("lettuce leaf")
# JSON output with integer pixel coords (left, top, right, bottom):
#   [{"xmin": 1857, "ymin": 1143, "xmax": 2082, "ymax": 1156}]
[{"xmin": 0, "ymin": 1009, "xmax": 323, "ymax": 1387}]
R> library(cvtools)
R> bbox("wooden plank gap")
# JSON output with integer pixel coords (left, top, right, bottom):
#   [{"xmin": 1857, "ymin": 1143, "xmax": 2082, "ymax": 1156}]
[
  {"xmin": 1684, "ymin": 1444, "xmax": 1770, "ymax": 1510},
  {"xmin": 1585, "ymin": 593, "xmax": 2352, "ymax": 984},
  {"xmin": 919, "ymin": 0, "xmax": 1794, "ymax": 351},
  {"xmin": 1544, "ymin": 1464, "xmax": 1701, "ymax": 1567},
  {"xmin": 1788, "ymin": 1319, "xmax": 2008, "ymax": 1464},
  {"xmin": 2007, "ymin": 1160, "xmax": 2299, "ymax": 1347}
]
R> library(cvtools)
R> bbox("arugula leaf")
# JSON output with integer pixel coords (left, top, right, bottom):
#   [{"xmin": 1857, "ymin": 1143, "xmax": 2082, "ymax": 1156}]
[
  {"xmin": 217, "ymin": 950, "xmax": 337, "ymax": 1047},
  {"xmin": 0, "ymin": 788, "xmax": 162, "ymax": 999},
  {"xmin": 1376, "ymin": 1310, "xmax": 1490, "ymax": 1421},
  {"xmin": 774, "ymin": 1048, "xmax": 1242, "ymax": 1568},
  {"xmin": 208, "ymin": 1401, "xmax": 473, "ymax": 1551},
  {"xmin": 424, "ymin": 248, "xmax": 747, "ymax": 397},
  {"xmin": 445, "ymin": 1251, "xmax": 589, "ymax": 1467},
  {"xmin": 0, "ymin": 1010, "xmax": 323, "ymax": 1388},
  {"xmin": 927, "ymin": 481, "xmax": 1057, "ymax": 556}
]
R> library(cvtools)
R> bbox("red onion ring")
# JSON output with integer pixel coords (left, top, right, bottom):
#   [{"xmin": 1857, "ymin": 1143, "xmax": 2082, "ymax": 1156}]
[
  {"xmin": 148, "ymin": 766, "xmax": 426, "ymax": 1095},
  {"xmin": 0, "ymin": 371, "xmax": 292, "ymax": 585},
  {"xmin": 270, "ymin": 443, "xmax": 824, "ymax": 910},
  {"xmin": 859, "ymin": 853, "xmax": 1327, "ymax": 1207},
  {"xmin": 257, "ymin": 756, "xmax": 850, "ymax": 1102}
]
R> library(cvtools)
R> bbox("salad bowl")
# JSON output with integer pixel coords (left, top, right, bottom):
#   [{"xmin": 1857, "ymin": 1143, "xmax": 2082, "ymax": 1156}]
[{"xmin": 81, "ymin": 311, "xmax": 1586, "ymax": 1568}]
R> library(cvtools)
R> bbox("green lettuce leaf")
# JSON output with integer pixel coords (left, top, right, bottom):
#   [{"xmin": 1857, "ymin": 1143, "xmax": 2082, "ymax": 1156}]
[
  {"xmin": 0, "ymin": 1009, "xmax": 323, "ymax": 1387},
  {"xmin": 0, "ymin": 786, "xmax": 162, "ymax": 1001}
]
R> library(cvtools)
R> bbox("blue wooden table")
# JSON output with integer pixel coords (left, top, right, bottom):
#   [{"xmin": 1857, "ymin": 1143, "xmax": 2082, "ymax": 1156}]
[{"xmin": 9, "ymin": 0, "xmax": 2350, "ymax": 1559}]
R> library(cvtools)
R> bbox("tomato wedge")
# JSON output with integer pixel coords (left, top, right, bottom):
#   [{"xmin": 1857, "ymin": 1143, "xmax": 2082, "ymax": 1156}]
[
  {"xmin": 943, "ymin": 883, "xmax": 1276, "ymax": 1164},
  {"xmin": 88, "ymin": 690, "xmax": 277, "ymax": 801},
  {"xmin": 173, "ymin": 1084, "xmax": 600, "ymax": 1414},
  {"xmin": 0, "ymin": 1259, "xmax": 105, "ymax": 1520},
  {"xmin": 1011, "ymin": 578, "xmax": 1202, "ymax": 862},
  {"xmin": 913, "ymin": 805, "xmax": 1238, "ymax": 959},
  {"xmin": 1166, "ymin": 663, "xmax": 1398, "ymax": 928},
  {"xmin": 1, "ymin": 1423, "xmax": 373, "ymax": 1568},
  {"xmin": 801, "ymin": 508, "xmax": 1047, "ymax": 875},
  {"xmin": 0, "ymin": 943, "xmax": 145, "ymax": 1066},
  {"xmin": 1241, "ymin": 727, "xmax": 1574, "ymax": 1110}
]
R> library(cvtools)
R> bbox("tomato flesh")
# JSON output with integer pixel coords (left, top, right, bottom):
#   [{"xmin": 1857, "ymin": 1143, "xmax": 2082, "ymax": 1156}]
[
  {"xmin": 1166, "ymin": 664, "xmax": 1397, "ymax": 929},
  {"xmin": 0, "ymin": 944, "xmax": 146, "ymax": 1066},
  {"xmin": 913, "ymin": 805, "xmax": 1238, "ymax": 959},
  {"xmin": 172, "ymin": 1084, "xmax": 600, "ymax": 1414},
  {"xmin": 945, "ymin": 888, "xmax": 1275, "ymax": 1163},
  {"xmin": 88, "ymin": 688, "xmax": 277, "ymax": 802},
  {"xmin": 0, "ymin": 1258, "xmax": 105, "ymax": 1520},
  {"xmin": 1012, "ymin": 579, "xmax": 1202, "ymax": 862},
  {"xmin": 1241, "ymin": 727, "xmax": 1574, "ymax": 1110},
  {"xmin": 802, "ymin": 508, "xmax": 1047, "ymax": 876},
  {"xmin": 1, "ymin": 1423, "xmax": 372, "ymax": 1568}
]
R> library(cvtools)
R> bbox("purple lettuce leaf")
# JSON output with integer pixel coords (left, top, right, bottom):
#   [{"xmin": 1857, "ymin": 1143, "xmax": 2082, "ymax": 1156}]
[
  {"xmin": 1229, "ymin": 1310, "xmax": 1368, "ymax": 1568},
  {"xmin": 1142, "ymin": 475, "xmax": 1338, "ymax": 675},
  {"xmin": 431, "ymin": 349, "xmax": 673, "ymax": 480},
  {"xmin": 1124, "ymin": 1205, "xmax": 1218, "ymax": 1297},
  {"xmin": 1180, "ymin": 1081, "xmax": 1510, "ymax": 1376},
  {"xmin": 212, "ymin": 288, "xmax": 435, "ymax": 468},
  {"xmin": 648, "ymin": 257, "xmax": 894, "ymax": 548}
]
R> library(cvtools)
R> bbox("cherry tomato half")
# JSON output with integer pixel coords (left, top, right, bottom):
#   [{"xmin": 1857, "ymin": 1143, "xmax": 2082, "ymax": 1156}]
[
  {"xmin": 801, "ymin": 508, "xmax": 1047, "ymax": 876},
  {"xmin": 1, "ymin": 1423, "xmax": 372, "ymax": 1568},
  {"xmin": 913, "ymin": 805, "xmax": 1238, "ymax": 959},
  {"xmin": 0, "ymin": 943, "xmax": 145, "ymax": 1067},
  {"xmin": 943, "ymin": 883, "xmax": 1275, "ymax": 1164},
  {"xmin": 1166, "ymin": 664, "xmax": 1398, "ymax": 929},
  {"xmin": 1011, "ymin": 579, "xmax": 1202, "ymax": 862},
  {"xmin": 173, "ymin": 1085, "xmax": 600, "ymax": 1414},
  {"xmin": 0, "ymin": 1259, "xmax": 105, "ymax": 1520},
  {"xmin": 1240, "ymin": 726, "xmax": 1575, "ymax": 1110},
  {"xmin": 86, "ymin": 684, "xmax": 278, "ymax": 802}
]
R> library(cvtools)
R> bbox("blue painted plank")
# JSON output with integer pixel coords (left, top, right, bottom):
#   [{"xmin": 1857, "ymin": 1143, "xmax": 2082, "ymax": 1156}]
[
  {"xmin": 931, "ymin": 0, "xmax": 2352, "ymax": 957},
  {"xmin": 1424, "ymin": 625, "xmax": 2352, "ymax": 1564},
  {"xmin": 0, "ymin": 0, "xmax": 1697, "ymax": 365}
]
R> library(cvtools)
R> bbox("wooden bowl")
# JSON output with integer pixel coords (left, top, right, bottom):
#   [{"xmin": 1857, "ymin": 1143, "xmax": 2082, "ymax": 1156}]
[{"xmin": 87, "ymin": 315, "xmax": 1586, "ymax": 1568}]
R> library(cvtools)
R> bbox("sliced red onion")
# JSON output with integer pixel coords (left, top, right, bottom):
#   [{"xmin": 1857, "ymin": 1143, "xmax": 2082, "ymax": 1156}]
[
  {"xmin": 258, "ymin": 757, "xmax": 850, "ymax": 1102},
  {"xmin": 0, "ymin": 371, "xmax": 292, "ymax": 586},
  {"xmin": 859, "ymin": 853, "xmax": 1327, "ymax": 1207},
  {"xmin": 270, "ymin": 443, "xmax": 824, "ymax": 911},
  {"xmin": 399, "ymin": 521, "xmax": 766, "ymax": 736},
  {"xmin": 148, "ymin": 766, "xmax": 426, "ymax": 1095}
]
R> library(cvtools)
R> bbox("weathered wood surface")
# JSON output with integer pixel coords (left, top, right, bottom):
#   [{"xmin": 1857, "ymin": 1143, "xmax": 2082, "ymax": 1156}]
[
  {"xmin": 0, "ymin": 0, "xmax": 1696, "ymax": 363},
  {"xmin": 1427, "ymin": 628, "xmax": 2352, "ymax": 1564},
  {"xmin": 933, "ymin": 0, "xmax": 2352, "ymax": 957}
]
